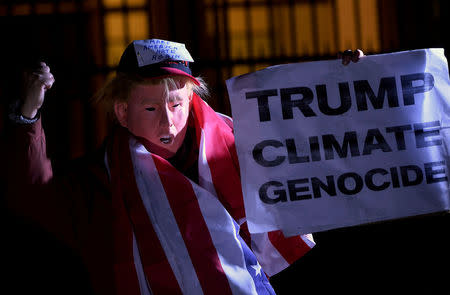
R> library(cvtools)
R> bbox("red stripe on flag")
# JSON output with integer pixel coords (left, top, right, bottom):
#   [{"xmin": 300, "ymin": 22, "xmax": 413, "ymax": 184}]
[
  {"xmin": 268, "ymin": 231, "xmax": 312, "ymax": 265},
  {"xmin": 111, "ymin": 191, "xmax": 141, "ymax": 295},
  {"xmin": 239, "ymin": 221, "xmax": 252, "ymax": 249},
  {"xmin": 192, "ymin": 95, "xmax": 246, "ymax": 221},
  {"xmin": 116, "ymin": 129, "xmax": 182, "ymax": 294},
  {"xmin": 153, "ymin": 155, "xmax": 233, "ymax": 295},
  {"xmin": 110, "ymin": 130, "xmax": 141, "ymax": 295},
  {"xmin": 124, "ymin": 190, "xmax": 182, "ymax": 294}
]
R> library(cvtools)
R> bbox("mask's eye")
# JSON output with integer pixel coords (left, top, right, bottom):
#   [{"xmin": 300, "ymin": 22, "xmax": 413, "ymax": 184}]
[
  {"xmin": 145, "ymin": 107, "xmax": 155, "ymax": 111},
  {"xmin": 172, "ymin": 103, "xmax": 180, "ymax": 108}
]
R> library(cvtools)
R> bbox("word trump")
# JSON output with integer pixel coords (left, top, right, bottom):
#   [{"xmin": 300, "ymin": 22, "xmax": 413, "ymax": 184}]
[{"xmin": 246, "ymin": 73, "xmax": 434, "ymax": 121}]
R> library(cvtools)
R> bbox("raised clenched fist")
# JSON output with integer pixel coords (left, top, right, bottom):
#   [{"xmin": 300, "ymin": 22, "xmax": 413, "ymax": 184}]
[{"xmin": 20, "ymin": 62, "xmax": 55, "ymax": 119}]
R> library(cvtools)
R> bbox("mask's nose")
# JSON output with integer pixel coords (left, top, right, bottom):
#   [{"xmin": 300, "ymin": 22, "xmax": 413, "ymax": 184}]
[{"xmin": 159, "ymin": 105, "xmax": 174, "ymax": 128}]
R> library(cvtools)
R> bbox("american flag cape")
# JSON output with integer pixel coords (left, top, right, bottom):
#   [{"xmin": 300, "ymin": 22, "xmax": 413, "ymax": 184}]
[{"xmin": 107, "ymin": 93, "xmax": 315, "ymax": 294}]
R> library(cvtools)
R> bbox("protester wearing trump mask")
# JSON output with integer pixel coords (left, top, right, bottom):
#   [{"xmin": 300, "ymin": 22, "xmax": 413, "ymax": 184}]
[{"xmin": 5, "ymin": 39, "xmax": 362, "ymax": 294}]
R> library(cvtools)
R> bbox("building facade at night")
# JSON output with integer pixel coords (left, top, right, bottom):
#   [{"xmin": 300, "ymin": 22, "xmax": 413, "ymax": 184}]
[{"xmin": 1, "ymin": 1, "xmax": 449, "ymax": 294}]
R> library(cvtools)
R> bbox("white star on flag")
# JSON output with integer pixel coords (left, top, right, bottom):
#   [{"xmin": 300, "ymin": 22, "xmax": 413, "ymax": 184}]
[{"xmin": 251, "ymin": 262, "xmax": 262, "ymax": 276}]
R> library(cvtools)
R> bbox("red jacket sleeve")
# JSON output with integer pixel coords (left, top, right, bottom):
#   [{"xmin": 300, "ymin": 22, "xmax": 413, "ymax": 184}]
[
  {"xmin": 4, "ymin": 118, "xmax": 77, "ymax": 246},
  {"xmin": 6, "ymin": 118, "xmax": 53, "ymax": 185}
]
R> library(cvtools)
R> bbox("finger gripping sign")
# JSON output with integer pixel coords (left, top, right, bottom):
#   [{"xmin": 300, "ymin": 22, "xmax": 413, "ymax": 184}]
[{"xmin": 226, "ymin": 49, "xmax": 450, "ymax": 237}]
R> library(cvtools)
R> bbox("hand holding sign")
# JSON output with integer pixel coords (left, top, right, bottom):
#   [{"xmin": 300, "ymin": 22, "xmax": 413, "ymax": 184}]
[
  {"xmin": 226, "ymin": 48, "xmax": 450, "ymax": 236},
  {"xmin": 338, "ymin": 49, "xmax": 365, "ymax": 65}
]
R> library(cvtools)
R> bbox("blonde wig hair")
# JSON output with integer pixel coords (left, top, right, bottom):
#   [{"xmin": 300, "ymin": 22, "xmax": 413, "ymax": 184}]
[{"xmin": 92, "ymin": 72, "xmax": 209, "ymax": 120}]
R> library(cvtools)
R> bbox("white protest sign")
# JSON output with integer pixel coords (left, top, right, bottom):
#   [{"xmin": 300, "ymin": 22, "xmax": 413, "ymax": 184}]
[{"xmin": 226, "ymin": 49, "xmax": 450, "ymax": 236}]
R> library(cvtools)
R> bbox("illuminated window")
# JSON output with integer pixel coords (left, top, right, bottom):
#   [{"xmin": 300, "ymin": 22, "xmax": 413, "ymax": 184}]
[
  {"xmin": 358, "ymin": 0, "xmax": 381, "ymax": 52},
  {"xmin": 35, "ymin": 3, "xmax": 55, "ymax": 14},
  {"xmin": 59, "ymin": 1, "xmax": 78, "ymax": 13},
  {"xmin": 250, "ymin": 6, "xmax": 270, "ymax": 58},
  {"xmin": 102, "ymin": 0, "xmax": 149, "ymax": 67},
  {"xmin": 204, "ymin": 0, "xmax": 381, "ymax": 77},
  {"xmin": 272, "ymin": 4, "xmax": 293, "ymax": 57},
  {"xmin": 11, "ymin": 4, "xmax": 32, "ymax": 15},
  {"xmin": 231, "ymin": 64, "xmax": 250, "ymax": 77},
  {"xmin": 128, "ymin": 11, "xmax": 149, "ymax": 40},
  {"xmin": 126, "ymin": 0, "xmax": 147, "ymax": 7},
  {"xmin": 228, "ymin": 6, "xmax": 249, "ymax": 60},
  {"xmin": 104, "ymin": 12, "xmax": 126, "ymax": 66},
  {"xmin": 103, "ymin": 0, "xmax": 122, "ymax": 9},
  {"xmin": 315, "ymin": 1, "xmax": 337, "ymax": 55},
  {"xmin": 293, "ymin": 2, "xmax": 315, "ymax": 56}
]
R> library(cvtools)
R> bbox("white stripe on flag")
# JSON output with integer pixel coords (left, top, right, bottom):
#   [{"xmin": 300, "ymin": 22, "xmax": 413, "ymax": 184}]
[
  {"xmin": 132, "ymin": 232, "xmax": 153, "ymax": 295},
  {"xmin": 129, "ymin": 138, "xmax": 204, "ymax": 295},
  {"xmin": 196, "ymin": 130, "xmax": 258, "ymax": 295},
  {"xmin": 250, "ymin": 232, "xmax": 289, "ymax": 277},
  {"xmin": 301, "ymin": 233, "xmax": 316, "ymax": 249},
  {"xmin": 104, "ymin": 150, "xmax": 153, "ymax": 294},
  {"xmin": 198, "ymin": 132, "xmax": 218, "ymax": 197}
]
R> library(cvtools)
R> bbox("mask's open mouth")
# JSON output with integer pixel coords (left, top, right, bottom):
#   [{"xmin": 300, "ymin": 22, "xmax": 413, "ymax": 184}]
[{"xmin": 160, "ymin": 136, "xmax": 173, "ymax": 145}]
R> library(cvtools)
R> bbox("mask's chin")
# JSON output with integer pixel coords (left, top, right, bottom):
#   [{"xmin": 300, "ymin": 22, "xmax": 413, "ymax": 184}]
[
  {"xmin": 136, "ymin": 136, "xmax": 178, "ymax": 159},
  {"xmin": 135, "ymin": 125, "xmax": 188, "ymax": 159}
]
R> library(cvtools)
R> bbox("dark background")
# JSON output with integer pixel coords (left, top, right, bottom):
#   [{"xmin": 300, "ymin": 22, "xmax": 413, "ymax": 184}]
[{"xmin": 1, "ymin": 0, "xmax": 449, "ymax": 294}]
